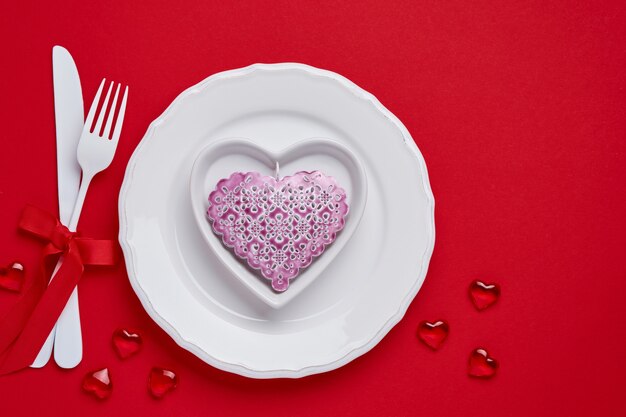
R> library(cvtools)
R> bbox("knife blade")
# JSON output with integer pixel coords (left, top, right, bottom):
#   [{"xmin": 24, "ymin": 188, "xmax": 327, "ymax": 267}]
[{"xmin": 31, "ymin": 46, "xmax": 83, "ymax": 367}]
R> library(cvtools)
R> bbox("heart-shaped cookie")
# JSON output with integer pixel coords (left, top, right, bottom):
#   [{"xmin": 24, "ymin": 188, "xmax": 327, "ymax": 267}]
[
  {"xmin": 207, "ymin": 170, "xmax": 348, "ymax": 292},
  {"xmin": 190, "ymin": 137, "xmax": 367, "ymax": 309}
]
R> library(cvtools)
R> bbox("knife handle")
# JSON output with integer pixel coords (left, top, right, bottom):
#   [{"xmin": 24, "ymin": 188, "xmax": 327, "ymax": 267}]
[{"xmin": 31, "ymin": 331, "xmax": 55, "ymax": 368}]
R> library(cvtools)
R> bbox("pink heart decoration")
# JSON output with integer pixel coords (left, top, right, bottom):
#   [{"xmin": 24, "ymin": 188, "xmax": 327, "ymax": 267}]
[{"xmin": 207, "ymin": 170, "xmax": 349, "ymax": 292}]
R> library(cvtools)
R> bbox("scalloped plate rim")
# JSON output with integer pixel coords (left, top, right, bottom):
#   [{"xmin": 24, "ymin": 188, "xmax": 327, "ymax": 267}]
[{"xmin": 118, "ymin": 63, "xmax": 435, "ymax": 378}]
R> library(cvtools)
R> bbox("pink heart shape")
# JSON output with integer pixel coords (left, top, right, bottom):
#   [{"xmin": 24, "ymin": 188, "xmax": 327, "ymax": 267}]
[{"xmin": 207, "ymin": 171, "xmax": 349, "ymax": 292}]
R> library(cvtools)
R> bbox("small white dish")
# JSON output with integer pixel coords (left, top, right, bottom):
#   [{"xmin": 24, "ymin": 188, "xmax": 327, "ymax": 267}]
[
  {"xmin": 189, "ymin": 137, "xmax": 367, "ymax": 309},
  {"xmin": 119, "ymin": 63, "xmax": 435, "ymax": 378}
]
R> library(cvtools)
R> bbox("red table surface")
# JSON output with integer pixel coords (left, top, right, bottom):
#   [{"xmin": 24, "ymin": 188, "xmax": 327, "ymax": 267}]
[{"xmin": 1, "ymin": 1, "xmax": 625, "ymax": 416}]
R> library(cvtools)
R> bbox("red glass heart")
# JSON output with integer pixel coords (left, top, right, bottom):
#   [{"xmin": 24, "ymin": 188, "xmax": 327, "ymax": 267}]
[
  {"xmin": 0, "ymin": 262, "xmax": 24, "ymax": 293},
  {"xmin": 469, "ymin": 280, "xmax": 500, "ymax": 310},
  {"xmin": 468, "ymin": 348, "xmax": 498, "ymax": 379},
  {"xmin": 82, "ymin": 368, "xmax": 112, "ymax": 399},
  {"xmin": 149, "ymin": 367, "xmax": 178, "ymax": 398},
  {"xmin": 112, "ymin": 328, "xmax": 143, "ymax": 359},
  {"xmin": 417, "ymin": 320, "xmax": 449, "ymax": 350}
]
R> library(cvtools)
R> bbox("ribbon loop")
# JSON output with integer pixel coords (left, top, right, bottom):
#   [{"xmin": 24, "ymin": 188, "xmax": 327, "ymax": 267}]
[{"xmin": 18, "ymin": 205, "xmax": 76, "ymax": 251}]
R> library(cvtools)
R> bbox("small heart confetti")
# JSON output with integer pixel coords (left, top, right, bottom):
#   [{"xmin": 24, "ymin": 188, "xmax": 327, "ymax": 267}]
[
  {"xmin": 469, "ymin": 280, "xmax": 500, "ymax": 311},
  {"xmin": 82, "ymin": 368, "xmax": 112, "ymax": 400},
  {"xmin": 112, "ymin": 328, "xmax": 143, "ymax": 359},
  {"xmin": 0, "ymin": 262, "xmax": 24, "ymax": 293},
  {"xmin": 417, "ymin": 320, "xmax": 449, "ymax": 350},
  {"xmin": 149, "ymin": 367, "xmax": 178, "ymax": 399},
  {"xmin": 468, "ymin": 348, "xmax": 498, "ymax": 379}
]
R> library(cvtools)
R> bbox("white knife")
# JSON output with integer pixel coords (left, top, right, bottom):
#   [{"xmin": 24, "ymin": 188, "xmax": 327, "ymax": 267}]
[{"xmin": 31, "ymin": 46, "xmax": 83, "ymax": 367}]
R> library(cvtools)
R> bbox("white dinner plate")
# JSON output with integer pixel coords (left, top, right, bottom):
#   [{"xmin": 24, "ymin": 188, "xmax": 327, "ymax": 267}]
[{"xmin": 119, "ymin": 63, "xmax": 435, "ymax": 378}]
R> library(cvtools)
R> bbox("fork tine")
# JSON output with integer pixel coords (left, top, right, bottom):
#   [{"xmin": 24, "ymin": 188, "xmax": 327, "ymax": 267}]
[
  {"xmin": 110, "ymin": 85, "xmax": 128, "ymax": 143},
  {"xmin": 103, "ymin": 83, "xmax": 121, "ymax": 139},
  {"xmin": 93, "ymin": 81, "xmax": 114, "ymax": 136},
  {"xmin": 84, "ymin": 78, "xmax": 106, "ymax": 132}
]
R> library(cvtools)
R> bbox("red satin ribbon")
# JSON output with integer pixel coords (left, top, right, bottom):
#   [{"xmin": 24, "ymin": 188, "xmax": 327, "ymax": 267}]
[{"xmin": 0, "ymin": 205, "xmax": 118, "ymax": 375}]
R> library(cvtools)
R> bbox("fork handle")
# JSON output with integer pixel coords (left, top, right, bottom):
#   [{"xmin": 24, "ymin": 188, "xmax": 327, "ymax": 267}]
[
  {"xmin": 67, "ymin": 172, "xmax": 92, "ymax": 231},
  {"xmin": 53, "ymin": 172, "xmax": 93, "ymax": 368},
  {"xmin": 53, "ymin": 288, "xmax": 82, "ymax": 368}
]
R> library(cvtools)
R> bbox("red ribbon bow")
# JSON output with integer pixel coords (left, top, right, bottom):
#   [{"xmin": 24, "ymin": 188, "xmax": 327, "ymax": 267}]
[{"xmin": 0, "ymin": 205, "xmax": 118, "ymax": 375}]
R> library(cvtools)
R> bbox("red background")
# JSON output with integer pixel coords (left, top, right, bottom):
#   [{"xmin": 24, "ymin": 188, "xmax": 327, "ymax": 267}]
[{"xmin": 1, "ymin": 1, "xmax": 625, "ymax": 416}]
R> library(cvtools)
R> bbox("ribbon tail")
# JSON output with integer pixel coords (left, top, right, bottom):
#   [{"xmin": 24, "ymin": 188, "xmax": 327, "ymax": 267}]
[
  {"xmin": 0, "ymin": 245, "xmax": 83, "ymax": 375},
  {"xmin": 0, "ymin": 277, "xmax": 46, "ymax": 354}
]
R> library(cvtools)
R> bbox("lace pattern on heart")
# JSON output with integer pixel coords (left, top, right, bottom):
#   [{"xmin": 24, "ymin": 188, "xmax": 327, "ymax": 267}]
[{"xmin": 207, "ymin": 171, "xmax": 349, "ymax": 292}]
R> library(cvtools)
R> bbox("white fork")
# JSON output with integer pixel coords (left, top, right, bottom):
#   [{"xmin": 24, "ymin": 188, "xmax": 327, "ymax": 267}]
[{"xmin": 53, "ymin": 78, "xmax": 128, "ymax": 368}]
